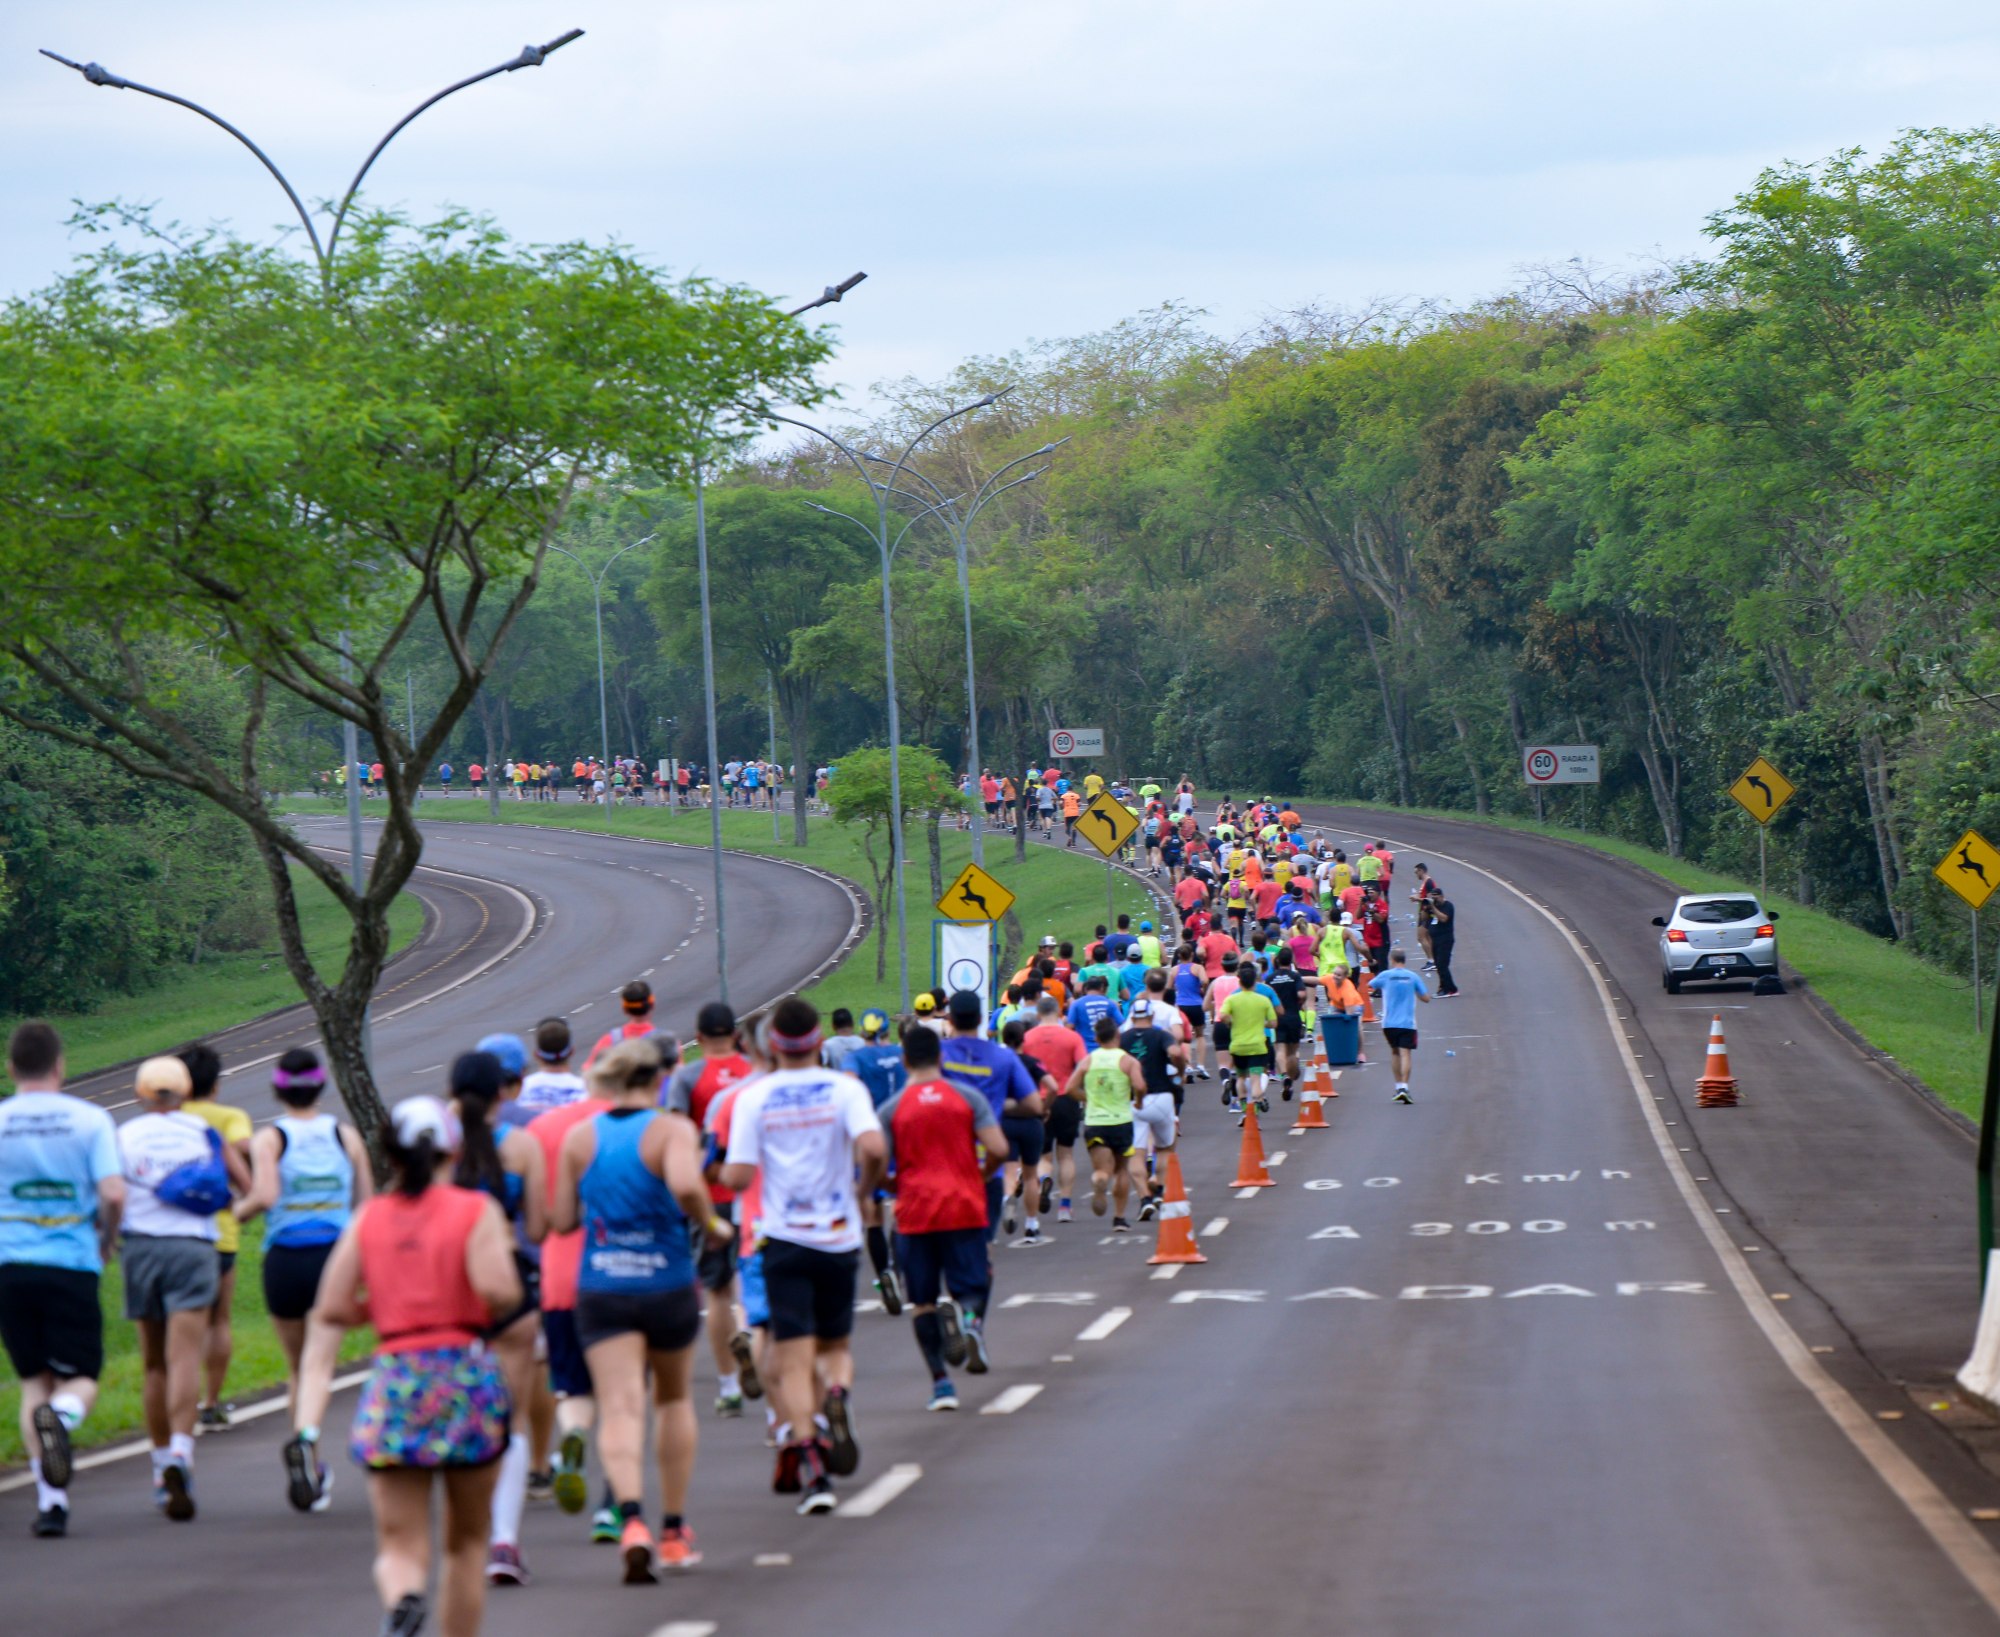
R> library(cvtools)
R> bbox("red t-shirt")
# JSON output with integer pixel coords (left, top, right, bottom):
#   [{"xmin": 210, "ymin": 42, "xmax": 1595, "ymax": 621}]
[
  {"xmin": 1197, "ymin": 930, "xmax": 1240, "ymax": 979},
  {"xmin": 882, "ymin": 1077, "xmax": 992, "ymax": 1234},
  {"xmin": 1174, "ymin": 876, "xmax": 1207, "ymax": 912},
  {"xmin": 683, "ymin": 1053, "xmax": 755, "ymax": 1204},
  {"xmin": 527, "ymin": 1097, "xmax": 612, "ymax": 1310},
  {"xmin": 1253, "ymin": 880, "xmax": 1285, "ymax": 920},
  {"xmin": 583, "ymin": 1016, "xmax": 657, "ymax": 1072},
  {"xmin": 1340, "ymin": 885, "xmax": 1366, "ymax": 921},
  {"xmin": 1022, "ymin": 1022, "xmax": 1085, "ymax": 1090}
]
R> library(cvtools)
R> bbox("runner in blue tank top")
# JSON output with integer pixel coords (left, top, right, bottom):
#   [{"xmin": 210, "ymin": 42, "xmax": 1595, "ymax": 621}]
[{"xmin": 553, "ymin": 1036, "xmax": 730, "ymax": 1583}]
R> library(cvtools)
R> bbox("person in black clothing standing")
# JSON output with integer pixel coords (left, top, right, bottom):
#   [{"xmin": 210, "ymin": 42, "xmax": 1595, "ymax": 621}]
[{"xmin": 1429, "ymin": 885, "xmax": 1460, "ymax": 996}]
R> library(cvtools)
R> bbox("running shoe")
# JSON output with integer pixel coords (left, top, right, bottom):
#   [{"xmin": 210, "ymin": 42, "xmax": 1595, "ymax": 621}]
[
  {"xmin": 1282, "ymin": 1077, "xmax": 1295, "ymax": 1102},
  {"xmin": 553, "ymin": 1430, "xmax": 589, "ymax": 1514},
  {"xmin": 658, "ymin": 1522, "xmax": 701, "ymax": 1571},
  {"xmin": 1112, "ymin": 1217, "xmax": 1131, "ymax": 1235},
  {"xmin": 527, "ymin": 1469, "xmax": 554, "ymax": 1503},
  {"xmin": 197, "ymin": 1402, "xmax": 232, "ymax": 1433},
  {"xmin": 1015, "ymin": 1225, "xmax": 1049, "ymax": 1247},
  {"xmin": 312, "ymin": 1463, "xmax": 336, "ymax": 1514},
  {"xmin": 729, "ymin": 1329, "xmax": 763, "ymax": 1399},
  {"xmin": 1003, "ymin": 1198, "xmax": 1018, "ymax": 1235},
  {"xmin": 158, "ymin": 1459, "xmax": 195, "ymax": 1522},
  {"xmin": 1138, "ymin": 1195, "xmax": 1160, "ymax": 1223},
  {"xmin": 31, "ymin": 1505, "xmax": 66, "ymax": 1539},
  {"xmin": 963, "ymin": 1316, "xmax": 991, "ymax": 1375},
  {"xmin": 1038, "ymin": 1175, "xmax": 1055, "ymax": 1215},
  {"xmin": 1394, "ymin": 1087, "xmax": 1413, "ymax": 1104},
  {"xmin": 795, "ymin": 1445, "xmax": 836, "ymax": 1516},
  {"xmin": 938, "ymin": 1299, "xmax": 970, "ymax": 1368},
  {"xmin": 928, "ymin": 1380, "xmax": 960, "ymax": 1412},
  {"xmin": 715, "ymin": 1389, "xmax": 745, "ymax": 1418},
  {"xmin": 1258, "ymin": 1094, "xmax": 1271, "ymax": 1114},
  {"xmin": 772, "ymin": 1442, "xmax": 805, "ymax": 1494},
  {"xmin": 381, "ymin": 1593, "xmax": 427, "ymax": 1637},
  {"xmin": 821, "ymin": 1386, "xmax": 860, "ymax": 1477},
  {"xmin": 1056, "ymin": 1204, "xmax": 1073, "ymax": 1224},
  {"xmin": 620, "ymin": 1517, "xmax": 657, "ymax": 1584},
  {"xmin": 30, "ymin": 1403, "xmax": 71, "ymax": 1488},
  {"xmin": 1090, "ymin": 1175, "xmax": 1109, "ymax": 1217},
  {"xmin": 1194, "ymin": 1065, "xmax": 1211, "ymax": 1081},
  {"xmin": 486, "ymin": 1543, "xmax": 530, "ymax": 1586},
  {"xmin": 590, "ymin": 1506, "xmax": 622, "ymax": 1544},
  {"xmin": 875, "ymin": 1272, "xmax": 905, "ymax": 1317},
  {"xmin": 282, "ymin": 1432, "xmax": 325, "ymax": 1513}
]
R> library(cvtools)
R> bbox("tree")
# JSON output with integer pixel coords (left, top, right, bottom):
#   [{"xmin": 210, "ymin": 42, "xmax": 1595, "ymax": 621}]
[
  {"xmin": 825, "ymin": 745, "xmax": 962, "ymax": 982},
  {"xmin": 647, "ymin": 486, "xmax": 873, "ymax": 844},
  {"xmin": 0, "ymin": 213, "xmax": 826, "ymax": 1146}
]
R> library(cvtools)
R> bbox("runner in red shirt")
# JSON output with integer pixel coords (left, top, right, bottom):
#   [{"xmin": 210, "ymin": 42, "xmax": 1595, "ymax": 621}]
[
  {"xmin": 1174, "ymin": 873, "xmax": 1209, "ymax": 919},
  {"xmin": 1252, "ymin": 876, "xmax": 1285, "ymax": 930},
  {"xmin": 1196, "ymin": 926, "xmax": 1240, "ymax": 981},
  {"xmin": 1022, "ymin": 995, "xmax": 1088, "ymax": 1224},
  {"xmin": 582, "ymin": 980, "xmax": 661, "ymax": 1072},
  {"xmin": 878, "ymin": 1027, "xmax": 1005, "ymax": 1408}
]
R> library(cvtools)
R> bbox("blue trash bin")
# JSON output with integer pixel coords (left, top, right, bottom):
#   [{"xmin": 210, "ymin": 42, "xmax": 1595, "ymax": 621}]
[{"xmin": 1321, "ymin": 1010, "xmax": 1361, "ymax": 1066}]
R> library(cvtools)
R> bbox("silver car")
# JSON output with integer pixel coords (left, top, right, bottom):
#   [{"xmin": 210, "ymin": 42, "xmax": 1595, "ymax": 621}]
[{"xmin": 1652, "ymin": 894, "xmax": 1779, "ymax": 993}]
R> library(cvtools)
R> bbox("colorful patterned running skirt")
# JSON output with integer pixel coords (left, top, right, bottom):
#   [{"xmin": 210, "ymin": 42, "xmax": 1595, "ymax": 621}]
[{"xmin": 349, "ymin": 1344, "xmax": 511, "ymax": 1470}]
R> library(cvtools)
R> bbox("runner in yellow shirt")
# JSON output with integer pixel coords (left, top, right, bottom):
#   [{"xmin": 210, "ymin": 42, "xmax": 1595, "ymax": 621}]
[{"xmin": 177, "ymin": 1043, "xmax": 253, "ymax": 1431}]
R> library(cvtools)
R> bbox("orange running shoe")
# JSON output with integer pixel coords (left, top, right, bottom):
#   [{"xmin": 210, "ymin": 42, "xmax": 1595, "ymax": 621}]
[
  {"xmin": 619, "ymin": 1516, "xmax": 656, "ymax": 1584},
  {"xmin": 658, "ymin": 1522, "xmax": 702, "ymax": 1571}
]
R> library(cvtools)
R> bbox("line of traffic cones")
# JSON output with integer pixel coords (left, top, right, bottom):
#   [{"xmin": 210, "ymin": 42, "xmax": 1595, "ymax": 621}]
[
  {"xmin": 1695, "ymin": 1013, "xmax": 1740, "ymax": 1108},
  {"xmin": 1147, "ymin": 1150, "xmax": 1206, "ymax": 1264}
]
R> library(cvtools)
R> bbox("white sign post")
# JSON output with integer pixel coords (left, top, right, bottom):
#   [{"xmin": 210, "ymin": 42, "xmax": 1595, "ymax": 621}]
[
  {"xmin": 1049, "ymin": 727, "xmax": 1104, "ymax": 759},
  {"xmin": 1522, "ymin": 744, "xmax": 1600, "ymax": 786},
  {"xmin": 935, "ymin": 920, "xmax": 995, "ymax": 1012}
]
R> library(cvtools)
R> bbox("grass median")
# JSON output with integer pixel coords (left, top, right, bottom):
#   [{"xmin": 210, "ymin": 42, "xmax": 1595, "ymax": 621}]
[
  {"xmin": 1303, "ymin": 798, "xmax": 1986, "ymax": 1118},
  {"xmin": 391, "ymin": 794, "xmax": 1162, "ymax": 1020}
]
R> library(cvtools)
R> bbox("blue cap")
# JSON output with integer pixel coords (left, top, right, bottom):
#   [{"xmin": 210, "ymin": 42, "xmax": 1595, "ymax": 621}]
[
  {"xmin": 1140, "ymin": 921, "xmax": 1153, "ymax": 932},
  {"xmin": 860, "ymin": 1008, "xmax": 891, "ymax": 1039},
  {"xmin": 476, "ymin": 1033, "xmax": 528, "ymax": 1078}
]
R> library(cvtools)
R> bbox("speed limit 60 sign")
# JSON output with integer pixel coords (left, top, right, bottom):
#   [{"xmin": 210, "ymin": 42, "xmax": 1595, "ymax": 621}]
[
  {"xmin": 1523, "ymin": 744, "xmax": 1600, "ymax": 785},
  {"xmin": 1049, "ymin": 727, "xmax": 1104, "ymax": 758}
]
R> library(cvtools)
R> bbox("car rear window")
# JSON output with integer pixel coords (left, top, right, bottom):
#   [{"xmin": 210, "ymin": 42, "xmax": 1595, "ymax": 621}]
[{"xmin": 1681, "ymin": 899, "xmax": 1761, "ymax": 924}]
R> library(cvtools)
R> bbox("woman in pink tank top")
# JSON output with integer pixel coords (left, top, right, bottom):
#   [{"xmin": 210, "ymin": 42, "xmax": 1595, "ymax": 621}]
[{"xmin": 303, "ymin": 1095, "xmax": 521, "ymax": 1637}]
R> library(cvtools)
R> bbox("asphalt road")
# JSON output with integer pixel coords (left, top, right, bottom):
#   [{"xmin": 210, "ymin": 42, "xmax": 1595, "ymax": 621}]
[{"xmin": 9, "ymin": 814, "xmax": 2000, "ymax": 1634}]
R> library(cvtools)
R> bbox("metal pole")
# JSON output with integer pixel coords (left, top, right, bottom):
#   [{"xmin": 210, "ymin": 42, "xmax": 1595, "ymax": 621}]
[
  {"xmin": 1977, "ymin": 908, "xmax": 1984, "ymax": 1036},
  {"xmin": 877, "ymin": 507, "xmax": 911, "ymax": 1012},
  {"xmin": 592, "ymin": 573, "xmax": 611, "ymax": 777},
  {"xmin": 694, "ymin": 463, "xmax": 729, "ymax": 1005},
  {"xmin": 1107, "ymin": 856, "xmax": 1116, "ymax": 928},
  {"xmin": 953, "ymin": 517, "xmax": 985, "ymax": 868},
  {"xmin": 1758, "ymin": 826, "xmax": 1767, "ymax": 902},
  {"xmin": 768, "ymin": 672, "xmax": 782, "ymax": 844},
  {"xmin": 1978, "ymin": 942, "xmax": 2000, "ymax": 1286},
  {"xmin": 405, "ymin": 672, "xmax": 417, "ymax": 801},
  {"xmin": 340, "ymin": 631, "xmax": 371, "ymax": 1064}
]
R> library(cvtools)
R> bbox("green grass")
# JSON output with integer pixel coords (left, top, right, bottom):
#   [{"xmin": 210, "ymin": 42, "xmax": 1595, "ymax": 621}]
[
  {"xmin": 397, "ymin": 797, "xmax": 1162, "ymax": 1020},
  {"xmin": 1304, "ymin": 797, "xmax": 1987, "ymax": 1118},
  {"xmin": 0, "ymin": 1220, "xmax": 376, "ymax": 1466},
  {"xmin": 2, "ymin": 870, "xmax": 424, "ymax": 1086}
]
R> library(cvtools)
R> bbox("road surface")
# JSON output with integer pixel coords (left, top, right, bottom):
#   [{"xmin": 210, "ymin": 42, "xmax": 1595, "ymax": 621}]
[{"xmin": 8, "ymin": 813, "xmax": 2000, "ymax": 1635}]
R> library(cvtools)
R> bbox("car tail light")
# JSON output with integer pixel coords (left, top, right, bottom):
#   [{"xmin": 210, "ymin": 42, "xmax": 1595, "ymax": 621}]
[
  {"xmin": 1756, "ymin": 925, "xmax": 1774, "ymax": 939},
  {"xmin": 1666, "ymin": 929, "xmax": 1687, "ymax": 942}
]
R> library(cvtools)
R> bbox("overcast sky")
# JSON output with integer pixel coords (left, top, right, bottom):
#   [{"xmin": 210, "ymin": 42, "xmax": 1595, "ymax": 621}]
[{"xmin": 5, "ymin": 1, "xmax": 1998, "ymax": 410}]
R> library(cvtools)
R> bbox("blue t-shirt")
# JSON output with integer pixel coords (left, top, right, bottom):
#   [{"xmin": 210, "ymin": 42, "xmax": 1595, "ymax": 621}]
[
  {"xmin": 848, "ymin": 1043, "xmax": 907, "ymax": 1109},
  {"xmin": 1066, "ymin": 992, "xmax": 1122, "ymax": 1044},
  {"xmin": 1368, "ymin": 967, "xmax": 1429, "ymax": 1031},
  {"xmin": 939, "ymin": 1037, "xmax": 1039, "ymax": 1123},
  {"xmin": 1103, "ymin": 932, "xmax": 1136, "ymax": 963},
  {"xmin": 1116, "ymin": 963, "xmax": 1150, "ymax": 1004},
  {"xmin": 0, "ymin": 1090, "xmax": 122, "ymax": 1273}
]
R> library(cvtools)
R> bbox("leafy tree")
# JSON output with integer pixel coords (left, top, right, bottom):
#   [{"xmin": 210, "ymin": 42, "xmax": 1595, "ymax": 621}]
[
  {"xmin": 0, "ymin": 213, "xmax": 826, "ymax": 1144},
  {"xmin": 825, "ymin": 745, "xmax": 962, "ymax": 982}
]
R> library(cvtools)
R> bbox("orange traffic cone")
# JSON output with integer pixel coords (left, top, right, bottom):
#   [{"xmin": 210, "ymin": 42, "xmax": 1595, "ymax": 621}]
[
  {"xmin": 1359, "ymin": 979, "xmax": 1377, "ymax": 1025},
  {"xmin": 1233, "ymin": 1101, "xmax": 1275, "ymax": 1187},
  {"xmin": 1695, "ymin": 1014, "xmax": 1740, "ymax": 1108},
  {"xmin": 1146, "ymin": 1151, "xmax": 1207, "ymax": 1265},
  {"xmin": 1292, "ymin": 1063, "xmax": 1330, "ymax": 1131}
]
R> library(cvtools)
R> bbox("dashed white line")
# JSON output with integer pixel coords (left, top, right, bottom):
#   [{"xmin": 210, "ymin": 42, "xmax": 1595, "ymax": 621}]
[
  {"xmin": 1235, "ymin": 1187, "xmax": 1262, "ymax": 1200},
  {"xmin": 1201, "ymin": 1217, "xmax": 1230, "ymax": 1237},
  {"xmin": 753, "ymin": 1553, "xmax": 791, "ymax": 1566},
  {"xmin": 1267, "ymin": 1150, "xmax": 1289, "ymax": 1167},
  {"xmin": 1150, "ymin": 1263, "xmax": 1186, "ymax": 1280},
  {"xmin": 648, "ymin": 1624, "xmax": 718, "ymax": 1637},
  {"xmin": 835, "ymin": 1462, "xmax": 923, "ymax": 1517},
  {"xmin": 1076, "ymin": 1307, "xmax": 1131, "ymax": 1341},
  {"xmin": 980, "ymin": 1384, "xmax": 1044, "ymax": 1415}
]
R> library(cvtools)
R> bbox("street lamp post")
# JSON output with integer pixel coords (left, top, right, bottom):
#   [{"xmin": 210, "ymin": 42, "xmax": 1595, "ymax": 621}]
[
  {"xmin": 865, "ymin": 436, "xmax": 1067, "ymax": 868},
  {"xmin": 42, "ymin": 29, "xmax": 585, "ymax": 1078},
  {"xmin": 776, "ymin": 395, "xmax": 1004, "ymax": 1009},
  {"xmin": 547, "ymin": 534, "xmax": 654, "ymax": 777}
]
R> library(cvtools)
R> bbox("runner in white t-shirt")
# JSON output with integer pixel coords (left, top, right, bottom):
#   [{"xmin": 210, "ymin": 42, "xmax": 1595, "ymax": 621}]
[
  {"xmin": 517, "ymin": 1019, "xmax": 588, "ymax": 1114},
  {"xmin": 719, "ymin": 997, "xmax": 886, "ymax": 1517}
]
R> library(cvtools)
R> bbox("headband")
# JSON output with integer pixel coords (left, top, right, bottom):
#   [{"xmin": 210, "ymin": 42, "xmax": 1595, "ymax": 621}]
[
  {"xmin": 768, "ymin": 1023, "xmax": 824, "ymax": 1055},
  {"xmin": 534, "ymin": 1045, "xmax": 568, "ymax": 1062},
  {"xmin": 621, "ymin": 996, "xmax": 651, "ymax": 1015},
  {"xmin": 273, "ymin": 1064, "xmax": 326, "ymax": 1091}
]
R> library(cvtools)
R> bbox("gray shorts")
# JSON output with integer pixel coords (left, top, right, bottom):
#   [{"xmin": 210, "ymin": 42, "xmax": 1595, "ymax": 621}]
[{"xmin": 121, "ymin": 1235, "xmax": 220, "ymax": 1321}]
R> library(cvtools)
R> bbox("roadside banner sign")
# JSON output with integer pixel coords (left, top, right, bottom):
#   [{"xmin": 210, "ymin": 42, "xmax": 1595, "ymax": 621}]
[
  {"xmin": 1522, "ymin": 744, "xmax": 1600, "ymax": 785},
  {"xmin": 1049, "ymin": 727, "xmax": 1104, "ymax": 758},
  {"xmin": 1937, "ymin": 829, "xmax": 2000, "ymax": 913},
  {"xmin": 934, "ymin": 919, "xmax": 996, "ymax": 1009},
  {"xmin": 936, "ymin": 861, "xmax": 1016, "ymax": 924},
  {"xmin": 1727, "ymin": 757, "xmax": 1796, "ymax": 824},
  {"xmin": 1077, "ymin": 791, "xmax": 1139, "ymax": 858}
]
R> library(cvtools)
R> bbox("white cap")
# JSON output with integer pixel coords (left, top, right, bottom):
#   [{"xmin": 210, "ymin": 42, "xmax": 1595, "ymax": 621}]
[{"xmin": 392, "ymin": 1094, "xmax": 460, "ymax": 1152}]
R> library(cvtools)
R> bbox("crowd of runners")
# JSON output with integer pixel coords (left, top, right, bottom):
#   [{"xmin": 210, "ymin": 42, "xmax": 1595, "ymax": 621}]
[
  {"xmin": 318, "ymin": 756, "xmax": 796, "ymax": 808},
  {"xmin": 0, "ymin": 785, "xmax": 1463, "ymax": 1635}
]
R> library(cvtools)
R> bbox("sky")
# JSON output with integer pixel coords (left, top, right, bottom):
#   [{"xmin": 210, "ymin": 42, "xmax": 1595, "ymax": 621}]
[{"xmin": 4, "ymin": 1, "xmax": 1999, "ymax": 411}]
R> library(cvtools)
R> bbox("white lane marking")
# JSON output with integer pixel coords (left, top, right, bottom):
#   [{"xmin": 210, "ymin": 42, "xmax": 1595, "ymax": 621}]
[
  {"xmin": 835, "ymin": 1463, "xmax": 923, "ymax": 1517},
  {"xmin": 1077, "ymin": 1307, "xmax": 1132, "ymax": 1341},
  {"xmin": 980, "ymin": 1384, "xmax": 1044, "ymax": 1415},
  {"xmin": 1235, "ymin": 1186, "xmax": 1263, "ymax": 1200},
  {"xmin": 753, "ymin": 1553, "xmax": 791, "ymax": 1566},
  {"xmin": 998, "ymin": 1292, "xmax": 1095, "ymax": 1307},
  {"xmin": 0, "ymin": 1369, "xmax": 371, "ymax": 1494},
  {"xmin": 1052, "ymin": 1353, "xmax": 1075, "ymax": 1363},
  {"xmin": 1267, "ymin": 1150, "xmax": 1288, "ymax": 1167},
  {"xmin": 648, "ymin": 1625, "xmax": 718, "ymax": 1637},
  {"xmin": 1398, "ymin": 828, "xmax": 2000, "ymax": 1614},
  {"xmin": 1150, "ymin": 1263, "xmax": 1185, "ymax": 1280},
  {"xmin": 1201, "ymin": 1217, "xmax": 1230, "ymax": 1237}
]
